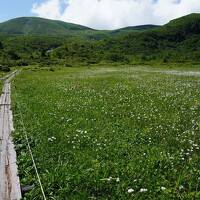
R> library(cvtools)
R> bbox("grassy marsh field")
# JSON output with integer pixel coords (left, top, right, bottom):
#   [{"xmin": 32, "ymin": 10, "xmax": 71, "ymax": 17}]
[{"xmin": 12, "ymin": 65, "xmax": 200, "ymax": 199}]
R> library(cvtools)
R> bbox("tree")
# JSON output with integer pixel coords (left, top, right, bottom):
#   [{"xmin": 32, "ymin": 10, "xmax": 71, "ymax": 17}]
[
  {"xmin": 0, "ymin": 41, "xmax": 3, "ymax": 49},
  {"xmin": 7, "ymin": 50, "xmax": 20, "ymax": 60}
]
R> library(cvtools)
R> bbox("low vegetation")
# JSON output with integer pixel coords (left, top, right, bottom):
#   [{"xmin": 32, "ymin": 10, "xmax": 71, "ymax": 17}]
[{"xmin": 12, "ymin": 65, "xmax": 200, "ymax": 199}]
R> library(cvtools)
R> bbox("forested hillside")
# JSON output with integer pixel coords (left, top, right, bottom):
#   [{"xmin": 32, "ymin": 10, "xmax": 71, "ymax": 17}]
[{"xmin": 0, "ymin": 13, "xmax": 200, "ymax": 68}]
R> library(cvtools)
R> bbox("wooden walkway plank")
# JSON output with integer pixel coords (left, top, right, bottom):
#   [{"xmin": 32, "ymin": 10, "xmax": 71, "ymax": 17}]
[{"xmin": 0, "ymin": 71, "xmax": 22, "ymax": 200}]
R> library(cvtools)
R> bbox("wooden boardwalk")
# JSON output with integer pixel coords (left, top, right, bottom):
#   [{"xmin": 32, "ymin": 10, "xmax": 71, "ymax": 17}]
[{"xmin": 0, "ymin": 71, "xmax": 21, "ymax": 200}]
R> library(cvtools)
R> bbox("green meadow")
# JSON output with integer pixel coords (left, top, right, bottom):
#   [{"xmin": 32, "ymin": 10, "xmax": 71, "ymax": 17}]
[{"xmin": 12, "ymin": 65, "xmax": 200, "ymax": 199}]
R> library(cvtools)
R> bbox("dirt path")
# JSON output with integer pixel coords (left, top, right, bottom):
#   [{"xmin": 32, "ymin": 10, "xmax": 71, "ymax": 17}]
[{"xmin": 0, "ymin": 70, "xmax": 21, "ymax": 200}]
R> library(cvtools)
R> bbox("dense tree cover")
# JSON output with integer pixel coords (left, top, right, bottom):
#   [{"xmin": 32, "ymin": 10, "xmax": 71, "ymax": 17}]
[{"xmin": 1, "ymin": 13, "xmax": 200, "ymax": 69}]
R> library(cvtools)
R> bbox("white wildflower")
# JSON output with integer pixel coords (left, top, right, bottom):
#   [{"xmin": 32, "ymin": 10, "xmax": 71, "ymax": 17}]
[
  {"xmin": 128, "ymin": 188, "xmax": 134, "ymax": 193},
  {"xmin": 116, "ymin": 177, "xmax": 120, "ymax": 182},
  {"xmin": 161, "ymin": 186, "xmax": 166, "ymax": 190},
  {"xmin": 48, "ymin": 136, "xmax": 56, "ymax": 142},
  {"xmin": 48, "ymin": 138, "xmax": 53, "ymax": 142},
  {"xmin": 140, "ymin": 188, "xmax": 148, "ymax": 192},
  {"xmin": 179, "ymin": 185, "xmax": 184, "ymax": 190}
]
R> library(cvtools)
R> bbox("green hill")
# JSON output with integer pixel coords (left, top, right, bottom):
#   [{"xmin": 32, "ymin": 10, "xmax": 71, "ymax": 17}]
[
  {"xmin": 0, "ymin": 17, "xmax": 93, "ymax": 35},
  {"xmin": 107, "ymin": 13, "xmax": 200, "ymax": 60},
  {"xmin": 0, "ymin": 17, "xmax": 160, "ymax": 37},
  {"xmin": 0, "ymin": 16, "xmax": 163, "ymax": 42},
  {"xmin": 1, "ymin": 13, "xmax": 200, "ymax": 67},
  {"xmin": 111, "ymin": 25, "xmax": 160, "ymax": 35},
  {"xmin": 158, "ymin": 13, "xmax": 200, "ymax": 40},
  {"xmin": 51, "ymin": 13, "xmax": 200, "ymax": 63},
  {"xmin": 165, "ymin": 13, "xmax": 200, "ymax": 28}
]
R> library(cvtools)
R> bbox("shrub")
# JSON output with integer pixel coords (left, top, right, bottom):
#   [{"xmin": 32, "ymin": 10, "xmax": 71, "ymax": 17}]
[
  {"xmin": 0, "ymin": 65, "xmax": 11, "ymax": 72},
  {"xmin": 64, "ymin": 63, "xmax": 73, "ymax": 67},
  {"xmin": 107, "ymin": 53, "xmax": 128, "ymax": 62}
]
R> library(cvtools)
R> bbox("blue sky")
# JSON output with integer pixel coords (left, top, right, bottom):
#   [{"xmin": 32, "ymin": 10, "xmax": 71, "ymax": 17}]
[
  {"xmin": 0, "ymin": 0, "xmax": 40, "ymax": 22},
  {"xmin": 1, "ymin": 0, "xmax": 200, "ymax": 29}
]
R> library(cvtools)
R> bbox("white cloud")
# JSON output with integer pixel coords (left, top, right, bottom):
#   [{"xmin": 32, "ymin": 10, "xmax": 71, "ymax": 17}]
[
  {"xmin": 31, "ymin": 0, "xmax": 200, "ymax": 30},
  {"xmin": 32, "ymin": 0, "xmax": 62, "ymax": 19}
]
